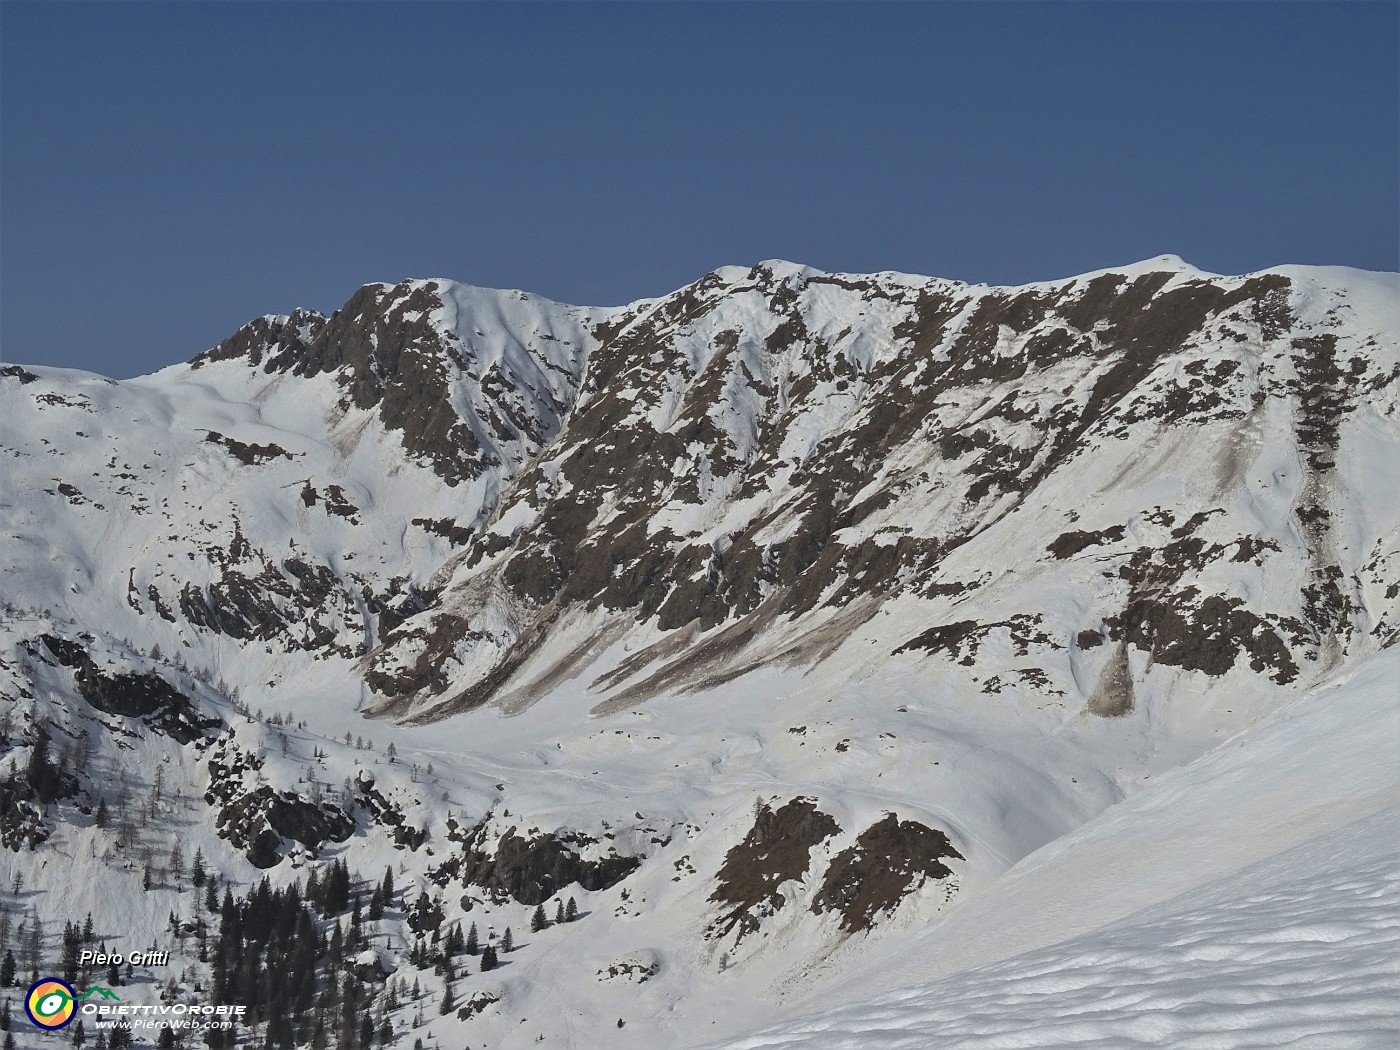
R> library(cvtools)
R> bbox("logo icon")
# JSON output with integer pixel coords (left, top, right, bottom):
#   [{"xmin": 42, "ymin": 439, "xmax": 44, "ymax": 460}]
[
  {"xmin": 24, "ymin": 979, "xmax": 120, "ymax": 1030},
  {"xmin": 26, "ymin": 978, "xmax": 77, "ymax": 1030}
]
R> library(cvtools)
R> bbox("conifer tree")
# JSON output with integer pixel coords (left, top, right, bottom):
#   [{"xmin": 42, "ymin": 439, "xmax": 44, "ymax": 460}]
[
  {"xmin": 61, "ymin": 921, "xmax": 79, "ymax": 982},
  {"xmin": 0, "ymin": 950, "xmax": 14, "ymax": 987},
  {"xmin": 555, "ymin": 899, "xmax": 565, "ymax": 924},
  {"xmin": 191, "ymin": 848, "xmax": 205, "ymax": 888},
  {"xmin": 501, "ymin": 927, "xmax": 513, "ymax": 953},
  {"xmin": 438, "ymin": 982, "xmax": 456, "ymax": 1015},
  {"xmin": 480, "ymin": 944, "xmax": 498, "ymax": 971},
  {"xmin": 531, "ymin": 905, "xmax": 547, "ymax": 932},
  {"xmin": 25, "ymin": 914, "xmax": 42, "ymax": 977},
  {"xmin": 465, "ymin": 922, "xmax": 478, "ymax": 956},
  {"xmin": 565, "ymin": 896, "xmax": 578, "ymax": 922}
]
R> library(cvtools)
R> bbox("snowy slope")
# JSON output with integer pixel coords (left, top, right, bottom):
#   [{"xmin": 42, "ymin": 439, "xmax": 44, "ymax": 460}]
[
  {"xmin": 701, "ymin": 647, "xmax": 1400, "ymax": 1049},
  {"xmin": 0, "ymin": 256, "xmax": 1396, "ymax": 1049}
]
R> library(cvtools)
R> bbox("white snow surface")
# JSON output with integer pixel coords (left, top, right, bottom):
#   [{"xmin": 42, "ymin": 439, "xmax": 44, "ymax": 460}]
[
  {"xmin": 0, "ymin": 257, "xmax": 1396, "ymax": 1049},
  {"xmin": 702, "ymin": 647, "xmax": 1400, "ymax": 1049}
]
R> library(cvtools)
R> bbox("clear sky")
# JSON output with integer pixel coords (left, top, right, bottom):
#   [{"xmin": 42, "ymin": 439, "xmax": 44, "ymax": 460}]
[{"xmin": 2, "ymin": 1, "xmax": 1396, "ymax": 378}]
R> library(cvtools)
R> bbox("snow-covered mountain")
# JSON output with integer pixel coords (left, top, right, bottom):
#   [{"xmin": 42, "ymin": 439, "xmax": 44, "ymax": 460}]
[{"xmin": 1, "ymin": 256, "xmax": 1396, "ymax": 1048}]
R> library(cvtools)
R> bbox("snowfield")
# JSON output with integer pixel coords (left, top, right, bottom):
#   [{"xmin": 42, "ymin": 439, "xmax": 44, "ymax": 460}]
[
  {"xmin": 0, "ymin": 256, "xmax": 1396, "ymax": 1049},
  {"xmin": 703, "ymin": 648, "xmax": 1400, "ymax": 1049}
]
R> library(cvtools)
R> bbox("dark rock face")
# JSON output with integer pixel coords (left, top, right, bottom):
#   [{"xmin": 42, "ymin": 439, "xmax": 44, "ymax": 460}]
[
  {"xmin": 196, "ymin": 280, "xmax": 590, "ymax": 491},
  {"xmin": 1049, "ymin": 526, "xmax": 1126, "ymax": 559},
  {"xmin": 0, "ymin": 782, "xmax": 50, "ymax": 849},
  {"xmin": 204, "ymin": 431, "xmax": 295, "ymax": 466},
  {"xmin": 354, "ymin": 783, "xmax": 427, "ymax": 851},
  {"xmin": 41, "ymin": 635, "xmax": 220, "ymax": 744},
  {"xmin": 213, "ymin": 784, "xmax": 355, "ymax": 869},
  {"xmin": 456, "ymin": 826, "xmax": 641, "ymax": 906},
  {"xmin": 153, "ymin": 522, "xmax": 363, "ymax": 658},
  {"xmin": 351, "ymin": 262, "xmax": 1351, "ymax": 717},
  {"xmin": 191, "ymin": 309, "xmax": 325, "ymax": 370},
  {"xmin": 0, "ymin": 364, "xmax": 39, "ymax": 384},
  {"xmin": 0, "ymin": 728, "xmax": 79, "ymax": 850},
  {"xmin": 708, "ymin": 798, "xmax": 840, "ymax": 942},
  {"xmin": 896, "ymin": 616, "xmax": 1056, "ymax": 665},
  {"xmin": 71, "ymin": 260, "xmax": 1384, "ymax": 721},
  {"xmin": 811, "ymin": 814, "xmax": 963, "ymax": 932}
]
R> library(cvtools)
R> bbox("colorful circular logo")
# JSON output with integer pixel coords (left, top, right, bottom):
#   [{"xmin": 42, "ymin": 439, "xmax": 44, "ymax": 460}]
[{"xmin": 26, "ymin": 978, "xmax": 77, "ymax": 1030}]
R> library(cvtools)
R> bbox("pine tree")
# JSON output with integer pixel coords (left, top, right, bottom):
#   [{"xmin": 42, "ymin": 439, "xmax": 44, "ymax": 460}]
[
  {"xmin": 380, "ymin": 866, "xmax": 395, "ymax": 906},
  {"xmin": 27, "ymin": 726, "xmax": 61, "ymax": 803},
  {"xmin": 25, "ymin": 914, "xmax": 41, "ymax": 977},
  {"xmin": 480, "ymin": 944, "xmax": 498, "ymax": 971},
  {"xmin": 501, "ymin": 927, "xmax": 513, "ymax": 952},
  {"xmin": 465, "ymin": 922, "xmax": 478, "ymax": 956},
  {"xmin": 565, "ymin": 896, "xmax": 578, "ymax": 922},
  {"xmin": 0, "ymin": 949, "xmax": 15, "ymax": 986},
  {"xmin": 61, "ymin": 921, "xmax": 79, "ymax": 982},
  {"xmin": 94, "ymin": 798, "xmax": 108, "ymax": 829},
  {"xmin": 378, "ymin": 1017, "xmax": 392, "ymax": 1045},
  {"xmin": 191, "ymin": 848, "xmax": 206, "ymax": 887},
  {"xmin": 531, "ymin": 905, "xmax": 547, "ymax": 932},
  {"xmin": 555, "ymin": 899, "xmax": 565, "ymax": 924},
  {"xmin": 71, "ymin": 1018, "xmax": 86, "ymax": 1046},
  {"xmin": 438, "ymin": 982, "xmax": 455, "ymax": 1015}
]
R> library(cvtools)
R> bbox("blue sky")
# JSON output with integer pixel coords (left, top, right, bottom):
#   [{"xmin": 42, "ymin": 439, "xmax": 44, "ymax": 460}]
[{"xmin": 2, "ymin": 1, "xmax": 1396, "ymax": 377}]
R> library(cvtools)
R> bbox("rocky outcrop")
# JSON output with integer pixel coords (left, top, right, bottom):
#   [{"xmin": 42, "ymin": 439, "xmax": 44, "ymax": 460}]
[
  {"xmin": 454, "ymin": 825, "xmax": 641, "ymax": 906},
  {"xmin": 351, "ymin": 261, "xmax": 1383, "ymax": 718},
  {"xmin": 811, "ymin": 814, "xmax": 963, "ymax": 932},
  {"xmin": 40, "ymin": 635, "xmax": 220, "ymax": 744},
  {"xmin": 214, "ymin": 785, "xmax": 356, "ymax": 869},
  {"xmin": 707, "ymin": 798, "xmax": 840, "ymax": 943}
]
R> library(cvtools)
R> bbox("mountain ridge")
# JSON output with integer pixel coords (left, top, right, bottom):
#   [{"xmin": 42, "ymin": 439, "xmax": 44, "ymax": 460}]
[{"xmin": 1, "ymin": 255, "xmax": 1396, "ymax": 1048}]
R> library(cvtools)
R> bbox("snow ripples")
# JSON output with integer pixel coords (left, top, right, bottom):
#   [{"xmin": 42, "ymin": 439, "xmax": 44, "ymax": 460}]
[{"xmin": 706, "ymin": 807, "xmax": 1400, "ymax": 1049}]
